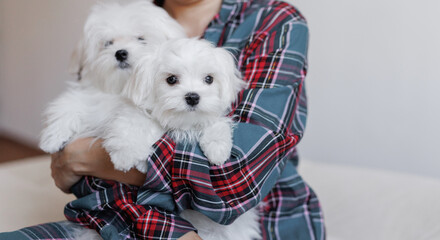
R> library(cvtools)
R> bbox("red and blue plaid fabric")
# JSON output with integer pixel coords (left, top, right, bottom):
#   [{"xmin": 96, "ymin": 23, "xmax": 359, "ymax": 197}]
[{"xmin": 0, "ymin": 0, "xmax": 325, "ymax": 239}]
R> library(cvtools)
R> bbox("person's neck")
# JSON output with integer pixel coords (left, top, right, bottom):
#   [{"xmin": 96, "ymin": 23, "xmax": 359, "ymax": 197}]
[{"xmin": 163, "ymin": 0, "xmax": 222, "ymax": 38}]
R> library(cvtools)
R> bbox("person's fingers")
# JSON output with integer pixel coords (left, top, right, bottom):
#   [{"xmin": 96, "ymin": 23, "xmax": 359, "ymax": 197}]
[
  {"xmin": 50, "ymin": 151, "xmax": 74, "ymax": 193},
  {"xmin": 49, "ymin": 138, "xmax": 109, "ymax": 193},
  {"xmin": 50, "ymin": 152, "xmax": 60, "ymax": 182}
]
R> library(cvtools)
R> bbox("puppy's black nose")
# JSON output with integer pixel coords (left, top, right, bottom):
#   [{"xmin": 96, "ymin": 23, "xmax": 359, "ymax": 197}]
[
  {"xmin": 185, "ymin": 93, "xmax": 200, "ymax": 106},
  {"xmin": 115, "ymin": 49, "xmax": 128, "ymax": 62}
]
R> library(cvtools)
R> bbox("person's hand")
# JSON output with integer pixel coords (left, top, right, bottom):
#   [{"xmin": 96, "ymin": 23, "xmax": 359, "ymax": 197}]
[
  {"xmin": 51, "ymin": 151, "xmax": 82, "ymax": 193},
  {"xmin": 178, "ymin": 231, "xmax": 202, "ymax": 240},
  {"xmin": 50, "ymin": 138, "xmax": 109, "ymax": 193},
  {"xmin": 51, "ymin": 137, "xmax": 147, "ymax": 193}
]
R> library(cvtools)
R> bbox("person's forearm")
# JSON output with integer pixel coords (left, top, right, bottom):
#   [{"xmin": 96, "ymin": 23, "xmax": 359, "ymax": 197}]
[
  {"xmin": 80, "ymin": 156, "xmax": 146, "ymax": 186},
  {"xmin": 71, "ymin": 138, "xmax": 146, "ymax": 186},
  {"xmin": 51, "ymin": 137, "xmax": 146, "ymax": 193}
]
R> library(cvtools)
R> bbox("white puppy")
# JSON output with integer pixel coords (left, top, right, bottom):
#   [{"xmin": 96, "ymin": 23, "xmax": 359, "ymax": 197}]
[
  {"xmin": 39, "ymin": 0, "xmax": 185, "ymax": 155},
  {"xmin": 107, "ymin": 38, "xmax": 260, "ymax": 240},
  {"xmin": 106, "ymin": 38, "xmax": 245, "ymax": 172}
]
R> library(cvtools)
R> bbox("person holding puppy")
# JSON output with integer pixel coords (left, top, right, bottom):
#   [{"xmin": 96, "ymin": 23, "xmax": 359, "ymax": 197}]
[{"xmin": 1, "ymin": 0, "xmax": 325, "ymax": 239}]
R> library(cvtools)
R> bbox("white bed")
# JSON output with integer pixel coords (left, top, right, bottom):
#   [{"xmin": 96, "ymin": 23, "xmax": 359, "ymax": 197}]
[{"xmin": 0, "ymin": 155, "xmax": 439, "ymax": 239}]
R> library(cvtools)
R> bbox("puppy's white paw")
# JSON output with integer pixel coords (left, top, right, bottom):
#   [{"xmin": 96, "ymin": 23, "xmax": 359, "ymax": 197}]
[
  {"xmin": 39, "ymin": 140, "xmax": 65, "ymax": 154},
  {"xmin": 110, "ymin": 150, "xmax": 138, "ymax": 172},
  {"xmin": 109, "ymin": 148, "xmax": 152, "ymax": 173},
  {"xmin": 132, "ymin": 147, "xmax": 154, "ymax": 173},
  {"xmin": 135, "ymin": 161, "xmax": 148, "ymax": 173},
  {"xmin": 39, "ymin": 129, "xmax": 73, "ymax": 153},
  {"xmin": 200, "ymin": 120, "xmax": 233, "ymax": 166},
  {"xmin": 200, "ymin": 140, "xmax": 232, "ymax": 166}
]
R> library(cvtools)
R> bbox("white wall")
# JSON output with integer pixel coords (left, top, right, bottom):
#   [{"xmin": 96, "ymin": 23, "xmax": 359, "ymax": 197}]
[
  {"xmin": 0, "ymin": 0, "xmax": 439, "ymax": 178},
  {"xmin": 291, "ymin": 0, "xmax": 440, "ymax": 178}
]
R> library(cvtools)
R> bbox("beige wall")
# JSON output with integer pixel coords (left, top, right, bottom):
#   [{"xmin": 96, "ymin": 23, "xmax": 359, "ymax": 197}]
[
  {"xmin": 0, "ymin": 0, "xmax": 97, "ymax": 144},
  {"xmin": 0, "ymin": 0, "xmax": 439, "ymax": 178},
  {"xmin": 292, "ymin": 0, "xmax": 440, "ymax": 178}
]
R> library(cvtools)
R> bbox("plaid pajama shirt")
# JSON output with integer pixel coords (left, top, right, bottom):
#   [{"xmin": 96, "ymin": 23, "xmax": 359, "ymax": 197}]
[{"xmin": 0, "ymin": 0, "xmax": 325, "ymax": 239}]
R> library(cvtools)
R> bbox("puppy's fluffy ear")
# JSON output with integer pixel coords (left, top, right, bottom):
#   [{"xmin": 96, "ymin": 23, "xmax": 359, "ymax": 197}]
[
  {"xmin": 122, "ymin": 51, "xmax": 157, "ymax": 109},
  {"xmin": 69, "ymin": 39, "xmax": 85, "ymax": 80},
  {"xmin": 215, "ymin": 48, "xmax": 247, "ymax": 107}
]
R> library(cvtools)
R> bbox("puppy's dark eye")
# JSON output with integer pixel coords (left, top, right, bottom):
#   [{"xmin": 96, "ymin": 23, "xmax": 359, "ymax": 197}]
[
  {"xmin": 204, "ymin": 75, "xmax": 214, "ymax": 84},
  {"xmin": 166, "ymin": 75, "xmax": 178, "ymax": 85},
  {"xmin": 104, "ymin": 40, "xmax": 113, "ymax": 47},
  {"xmin": 137, "ymin": 36, "xmax": 145, "ymax": 41}
]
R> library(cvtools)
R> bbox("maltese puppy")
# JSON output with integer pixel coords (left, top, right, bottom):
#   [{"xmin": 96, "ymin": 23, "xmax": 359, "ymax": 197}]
[
  {"xmin": 105, "ymin": 38, "xmax": 245, "ymax": 172},
  {"xmin": 39, "ymin": 0, "xmax": 185, "ymax": 154},
  {"xmin": 106, "ymin": 38, "xmax": 260, "ymax": 240}
]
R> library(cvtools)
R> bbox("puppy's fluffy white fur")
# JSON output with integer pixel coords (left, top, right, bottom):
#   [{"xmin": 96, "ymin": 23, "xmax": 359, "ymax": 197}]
[
  {"xmin": 107, "ymin": 38, "xmax": 246, "ymax": 171},
  {"xmin": 39, "ymin": 0, "xmax": 185, "ymax": 155},
  {"xmin": 109, "ymin": 38, "xmax": 259, "ymax": 240}
]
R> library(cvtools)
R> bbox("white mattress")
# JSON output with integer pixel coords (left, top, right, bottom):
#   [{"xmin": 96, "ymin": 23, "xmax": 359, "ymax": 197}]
[{"xmin": 0, "ymin": 156, "xmax": 439, "ymax": 239}]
